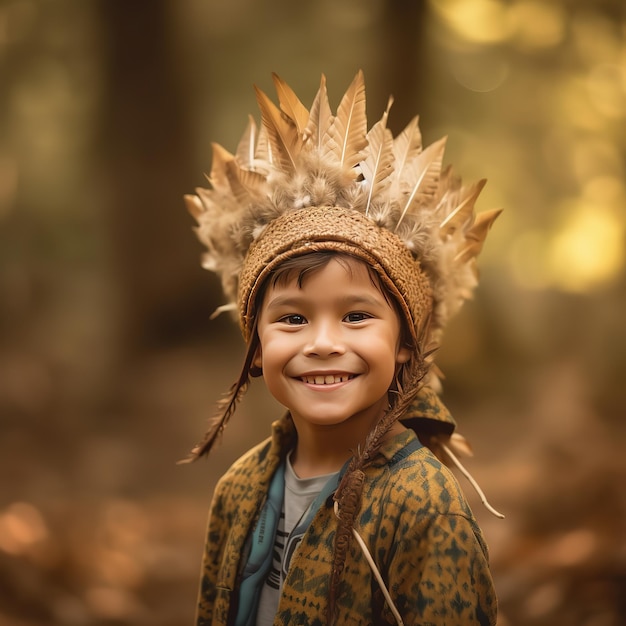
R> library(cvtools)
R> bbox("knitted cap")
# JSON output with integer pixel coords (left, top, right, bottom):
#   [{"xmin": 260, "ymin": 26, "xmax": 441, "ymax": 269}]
[{"xmin": 239, "ymin": 205, "xmax": 432, "ymax": 345}]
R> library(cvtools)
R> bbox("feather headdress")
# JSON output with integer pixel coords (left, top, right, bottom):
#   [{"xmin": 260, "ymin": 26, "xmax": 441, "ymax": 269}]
[
  {"xmin": 184, "ymin": 75, "xmax": 505, "ymax": 584},
  {"xmin": 187, "ymin": 70, "xmax": 500, "ymax": 380}
]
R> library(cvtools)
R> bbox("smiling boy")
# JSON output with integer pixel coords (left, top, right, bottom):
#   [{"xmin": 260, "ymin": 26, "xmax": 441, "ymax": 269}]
[
  {"xmin": 184, "ymin": 72, "xmax": 501, "ymax": 625},
  {"xmin": 255, "ymin": 253, "xmax": 411, "ymax": 478}
]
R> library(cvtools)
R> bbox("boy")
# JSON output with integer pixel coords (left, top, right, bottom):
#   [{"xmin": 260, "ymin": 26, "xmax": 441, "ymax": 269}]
[{"xmin": 184, "ymin": 71, "xmax": 501, "ymax": 625}]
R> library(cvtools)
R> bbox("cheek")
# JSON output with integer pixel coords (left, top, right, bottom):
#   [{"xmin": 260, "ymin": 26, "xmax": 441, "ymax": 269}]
[
  {"xmin": 367, "ymin": 334, "xmax": 405, "ymax": 370},
  {"xmin": 255, "ymin": 333, "xmax": 291, "ymax": 369}
]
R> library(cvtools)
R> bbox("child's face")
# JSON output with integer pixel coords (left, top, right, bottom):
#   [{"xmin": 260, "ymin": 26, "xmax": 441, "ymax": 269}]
[{"xmin": 253, "ymin": 257, "xmax": 411, "ymax": 433}]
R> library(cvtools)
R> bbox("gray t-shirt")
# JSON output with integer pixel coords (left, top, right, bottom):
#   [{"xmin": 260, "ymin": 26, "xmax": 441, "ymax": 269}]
[{"xmin": 256, "ymin": 455, "xmax": 338, "ymax": 626}]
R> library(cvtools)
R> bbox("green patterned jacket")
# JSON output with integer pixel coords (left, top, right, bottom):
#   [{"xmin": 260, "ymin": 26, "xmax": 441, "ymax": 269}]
[{"xmin": 196, "ymin": 400, "xmax": 497, "ymax": 625}]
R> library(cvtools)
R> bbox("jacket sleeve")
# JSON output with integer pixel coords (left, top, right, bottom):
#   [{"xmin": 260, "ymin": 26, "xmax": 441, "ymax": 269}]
[
  {"xmin": 385, "ymin": 509, "xmax": 497, "ymax": 626},
  {"xmin": 195, "ymin": 436, "xmax": 278, "ymax": 626},
  {"xmin": 196, "ymin": 475, "xmax": 233, "ymax": 626}
]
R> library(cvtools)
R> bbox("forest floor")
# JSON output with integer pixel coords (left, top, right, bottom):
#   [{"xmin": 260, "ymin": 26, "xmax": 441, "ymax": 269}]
[{"xmin": 0, "ymin": 336, "xmax": 624, "ymax": 626}]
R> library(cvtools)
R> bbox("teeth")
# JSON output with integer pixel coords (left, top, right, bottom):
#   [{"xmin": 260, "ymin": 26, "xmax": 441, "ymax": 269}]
[{"xmin": 302, "ymin": 375, "xmax": 352, "ymax": 385}]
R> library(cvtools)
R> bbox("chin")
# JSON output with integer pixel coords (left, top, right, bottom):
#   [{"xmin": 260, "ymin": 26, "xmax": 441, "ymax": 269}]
[{"xmin": 294, "ymin": 406, "xmax": 381, "ymax": 430}]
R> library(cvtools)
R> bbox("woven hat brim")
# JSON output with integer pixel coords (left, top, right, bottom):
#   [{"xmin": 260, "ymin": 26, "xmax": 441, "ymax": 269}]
[{"xmin": 238, "ymin": 206, "xmax": 432, "ymax": 347}]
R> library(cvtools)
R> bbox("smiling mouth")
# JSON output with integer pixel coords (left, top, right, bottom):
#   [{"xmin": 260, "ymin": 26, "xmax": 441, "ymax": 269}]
[{"xmin": 300, "ymin": 374, "xmax": 356, "ymax": 385}]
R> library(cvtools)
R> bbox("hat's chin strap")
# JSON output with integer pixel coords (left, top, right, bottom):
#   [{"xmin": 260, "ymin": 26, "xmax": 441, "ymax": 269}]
[{"xmin": 440, "ymin": 442, "xmax": 505, "ymax": 519}]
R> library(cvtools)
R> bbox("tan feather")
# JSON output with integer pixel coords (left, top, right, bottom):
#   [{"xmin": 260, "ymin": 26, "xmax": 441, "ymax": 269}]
[
  {"xmin": 223, "ymin": 160, "xmax": 252, "ymax": 204},
  {"xmin": 272, "ymin": 73, "xmax": 310, "ymax": 136},
  {"xmin": 432, "ymin": 165, "xmax": 456, "ymax": 207},
  {"xmin": 195, "ymin": 186, "xmax": 221, "ymax": 214},
  {"xmin": 209, "ymin": 142, "xmax": 235, "ymax": 192},
  {"xmin": 254, "ymin": 85, "xmax": 302, "ymax": 173},
  {"xmin": 325, "ymin": 70, "xmax": 368, "ymax": 168},
  {"xmin": 439, "ymin": 179, "xmax": 487, "ymax": 237},
  {"xmin": 255, "ymin": 123, "xmax": 271, "ymax": 164},
  {"xmin": 196, "ymin": 186, "xmax": 213, "ymax": 209},
  {"xmin": 235, "ymin": 115, "xmax": 257, "ymax": 169},
  {"xmin": 396, "ymin": 136, "xmax": 447, "ymax": 228},
  {"xmin": 304, "ymin": 74, "xmax": 333, "ymax": 148},
  {"xmin": 455, "ymin": 208, "xmax": 502, "ymax": 262},
  {"xmin": 196, "ymin": 186, "xmax": 214, "ymax": 215},
  {"xmin": 184, "ymin": 194, "xmax": 204, "ymax": 220},
  {"xmin": 361, "ymin": 97, "xmax": 394, "ymax": 216},
  {"xmin": 233, "ymin": 164, "xmax": 267, "ymax": 198},
  {"xmin": 206, "ymin": 150, "xmax": 265, "ymax": 205},
  {"xmin": 392, "ymin": 115, "xmax": 422, "ymax": 184}
]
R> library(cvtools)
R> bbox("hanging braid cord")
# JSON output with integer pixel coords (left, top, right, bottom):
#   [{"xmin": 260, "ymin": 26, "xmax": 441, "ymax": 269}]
[
  {"xmin": 178, "ymin": 321, "xmax": 261, "ymax": 463},
  {"xmin": 327, "ymin": 337, "xmax": 432, "ymax": 624}
]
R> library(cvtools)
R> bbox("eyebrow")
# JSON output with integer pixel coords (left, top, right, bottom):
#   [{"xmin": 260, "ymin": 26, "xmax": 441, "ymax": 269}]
[{"xmin": 264, "ymin": 293, "xmax": 386, "ymax": 310}]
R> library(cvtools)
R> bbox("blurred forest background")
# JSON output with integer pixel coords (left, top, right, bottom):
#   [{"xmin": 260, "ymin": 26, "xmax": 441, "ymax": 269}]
[{"xmin": 1, "ymin": 0, "xmax": 625, "ymax": 625}]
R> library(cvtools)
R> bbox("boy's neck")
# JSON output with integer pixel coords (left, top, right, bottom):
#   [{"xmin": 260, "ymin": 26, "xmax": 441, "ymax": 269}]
[{"xmin": 289, "ymin": 416, "xmax": 407, "ymax": 479}]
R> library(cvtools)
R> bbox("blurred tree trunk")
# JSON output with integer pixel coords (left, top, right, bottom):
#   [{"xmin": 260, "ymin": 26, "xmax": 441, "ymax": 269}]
[
  {"xmin": 96, "ymin": 0, "xmax": 211, "ymax": 354},
  {"xmin": 379, "ymin": 0, "xmax": 430, "ymax": 134}
]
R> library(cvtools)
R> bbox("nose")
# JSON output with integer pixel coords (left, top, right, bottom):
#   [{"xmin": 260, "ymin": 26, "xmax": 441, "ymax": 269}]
[{"xmin": 303, "ymin": 320, "xmax": 346, "ymax": 357}]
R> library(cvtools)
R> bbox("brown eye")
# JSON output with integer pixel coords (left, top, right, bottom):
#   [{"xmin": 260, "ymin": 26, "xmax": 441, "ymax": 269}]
[
  {"xmin": 280, "ymin": 314, "xmax": 307, "ymax": 325},
  {"xmin": 344, "ymin": 312, "xmax": 370, "ymax": 323}
]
